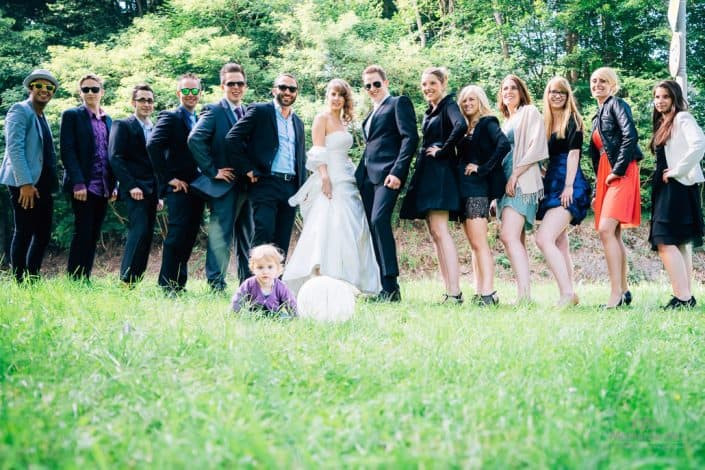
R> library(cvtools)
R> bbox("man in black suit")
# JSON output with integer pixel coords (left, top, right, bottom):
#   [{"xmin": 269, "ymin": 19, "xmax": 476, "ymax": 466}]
[
  {"xmin": 226, "ymin": 73, "xmax": 305, "ymax": 257},
  {"xmin": 355, "ymin": 65, "xmax": 418, "ymax": 301},
  {"xmin": 60, "ymin": 73, "xmax": 115, "ymax": 281},
  {"xmin": 109, "ymin": 83, "xmax": 162, "ymax": 285},
  {"xmin": 188, "ymin": 63, "xmax": 253, "ymax": 292},
  {"xmin": 147, "ymin": 73, "xmax": 205, "ymax": 295}
]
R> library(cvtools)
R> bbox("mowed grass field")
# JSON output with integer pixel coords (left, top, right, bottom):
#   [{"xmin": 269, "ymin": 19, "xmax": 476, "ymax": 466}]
[{"xmin": 1, "ymin": 276, "xmax": 704, "ymax": 468}]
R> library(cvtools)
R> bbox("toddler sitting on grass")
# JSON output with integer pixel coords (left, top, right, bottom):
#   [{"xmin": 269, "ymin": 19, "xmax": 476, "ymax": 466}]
[{"xmin": 231, "ymin": 244, "xmax": 297, "ymax": 318}]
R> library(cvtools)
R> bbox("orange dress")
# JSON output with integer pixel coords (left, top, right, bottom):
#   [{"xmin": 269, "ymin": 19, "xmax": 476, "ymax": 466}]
[{"xmin": 592, "ymin": 130, "xmax": 641, "ymax": 229}]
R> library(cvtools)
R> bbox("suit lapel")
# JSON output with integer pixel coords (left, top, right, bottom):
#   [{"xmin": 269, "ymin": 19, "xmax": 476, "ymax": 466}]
[
  {"xmin": 177, "ymin": 106, "xmax": 192, "ymax": 132},
  {"xmin": 368, "ymin": 97, "xmax": 391, "ymax": 139},
  {"xmin": 77, "ymin": 105, "xmax": 96, "ymax": 149},
  {"xmin": 220, "ymin": 99, "xmax": 236, "ymax": 127},
  {"xmin": 128, "ymin": 115, "xmax": 146, "ymax": 149},
  {"xmin": 267, "ymin": 102, "xmax": 278, "ymax": 136}
]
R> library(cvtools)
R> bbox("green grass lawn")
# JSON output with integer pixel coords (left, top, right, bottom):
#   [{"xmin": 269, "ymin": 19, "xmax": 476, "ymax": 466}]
[{"xmin": 1, "ymin": 276, "xmax": 704, "ymax": 468}]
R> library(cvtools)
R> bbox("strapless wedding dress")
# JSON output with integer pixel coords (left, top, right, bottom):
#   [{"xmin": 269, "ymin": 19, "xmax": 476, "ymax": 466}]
[{"xmin": 283, "ymin": 130, "xmax": 381, "ymax": 297}]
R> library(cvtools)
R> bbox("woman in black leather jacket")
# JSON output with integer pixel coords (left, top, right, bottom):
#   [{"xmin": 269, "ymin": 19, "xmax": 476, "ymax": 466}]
[{"xmin": 589, "ymin": 67, "xmax": 642, "ymax": 308}]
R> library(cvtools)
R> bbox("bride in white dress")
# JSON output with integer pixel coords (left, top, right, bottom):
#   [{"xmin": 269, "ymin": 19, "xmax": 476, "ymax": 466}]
[{"xmin": 283, "ymin": 79, "xmax": 381, "ymax": 297}]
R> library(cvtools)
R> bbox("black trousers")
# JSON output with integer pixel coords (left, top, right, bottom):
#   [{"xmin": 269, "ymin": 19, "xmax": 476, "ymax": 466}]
[
  {"xmin": 120, "ymin": 194, "xmax": 157, "ymax": 284},
  {"xmin": 67, "ymin": 192, "xmax": 108, "ymax": 280},
  {"xmin": 8, "ymin": 185, "xmax": 53, "ymax": 282},
  {"xmin": 158, "ymin": 190, "xmax": 205, "ymax": 292},
  {"xmin": 205, "ymin": 188, "xmax": 253, "ymax": 289},
  {"xmin": 359, "ymin": 174, "xmax": 400, "ymax": 292},
  {"xmin": 249, "ymin": 175, "xmax": 297, "ymax": 257}
]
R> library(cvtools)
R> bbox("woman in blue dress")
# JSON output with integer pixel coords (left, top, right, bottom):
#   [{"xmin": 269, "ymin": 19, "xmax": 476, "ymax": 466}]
[{"xmin": 535, "ymin": 76, "xmax": 591, "ymax": 307}]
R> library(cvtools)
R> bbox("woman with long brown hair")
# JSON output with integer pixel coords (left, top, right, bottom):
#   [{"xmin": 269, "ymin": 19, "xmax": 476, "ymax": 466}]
[
  {"xmin": 284, "ymin": 78, "xmax": 381, "ymax": 297},
  {"xmin": 649, "ymin": 80, "xmax": 705, "ymax": 308}
]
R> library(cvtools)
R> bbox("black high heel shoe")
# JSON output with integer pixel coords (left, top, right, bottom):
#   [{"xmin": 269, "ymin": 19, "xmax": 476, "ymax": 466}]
[
  {"xmin": 600, "ymin": 294, "xmax": 625, "ymax": 310},
  {"xmin": 623, "ymin": 290, "xmax": 632, "ymax": 306}
]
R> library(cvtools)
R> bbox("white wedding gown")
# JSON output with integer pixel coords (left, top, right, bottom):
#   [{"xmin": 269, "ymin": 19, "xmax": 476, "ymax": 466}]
[{"xmin": 283, "ymin": 130, "xmax": 381, "ymax": 297}]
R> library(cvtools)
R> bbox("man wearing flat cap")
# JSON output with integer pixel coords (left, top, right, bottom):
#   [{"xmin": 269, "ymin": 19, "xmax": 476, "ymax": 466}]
[{"xmin": 0, "ymin": 69, "xmax": 60, "ymax": 282}]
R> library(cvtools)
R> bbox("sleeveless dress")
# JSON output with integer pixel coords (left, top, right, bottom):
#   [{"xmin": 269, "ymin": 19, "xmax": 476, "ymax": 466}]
[
  {"xmin": 283, "ymin": 130, "xmax": 381, "ymax": 296},
  {"xmin": 536, "ymin": 122, "xmax": 591, "ymax": 225},
  {"xmin": 496, "ymin": 126, "xmax": 539, "ymax": 230}
]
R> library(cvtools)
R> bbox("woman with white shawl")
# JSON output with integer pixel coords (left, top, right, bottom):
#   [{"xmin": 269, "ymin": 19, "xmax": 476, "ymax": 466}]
[{"xmin": 495, "ymin": 75, "xmax": 548, "ymax": 303}]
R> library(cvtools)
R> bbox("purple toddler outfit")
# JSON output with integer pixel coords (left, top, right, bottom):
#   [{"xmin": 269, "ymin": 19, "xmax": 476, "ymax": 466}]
[{"xmin": 231, "ymin": 277, "xmax": 297, "ymax": 316}]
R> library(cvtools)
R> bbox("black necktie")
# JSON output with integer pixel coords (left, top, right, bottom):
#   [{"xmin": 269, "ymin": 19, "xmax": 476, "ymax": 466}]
[{"xmin": 234, "ymin": 107, "xmax": 243, "ymax": 120}]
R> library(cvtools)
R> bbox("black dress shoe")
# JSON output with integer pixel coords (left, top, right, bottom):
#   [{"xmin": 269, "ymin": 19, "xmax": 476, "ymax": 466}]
[
  {"xmin": 662, "ymin": 296, "xmax": 697, "ymax": 310},
  {"xmin": 376, "ymin": 289, "xmax": 401, "ymax": 302},
  {"xmin": 623, "ymin": 290, "xmax": 632, "ymax": 306}
]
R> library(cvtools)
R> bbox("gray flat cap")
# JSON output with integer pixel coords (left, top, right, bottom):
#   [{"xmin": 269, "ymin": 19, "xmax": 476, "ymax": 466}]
[{"xmin": 23, "ymin": 69, "xmax": 59, "ymax": 89}]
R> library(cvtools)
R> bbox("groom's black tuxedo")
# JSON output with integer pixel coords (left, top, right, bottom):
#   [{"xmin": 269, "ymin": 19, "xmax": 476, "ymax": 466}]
[
  {"xmin": 356, "ymin": 95, "xmax": 418, "ymax": 295},
  {"xmin": 226, "ymin": 101, "xmax": 305, "ymax": 256}
]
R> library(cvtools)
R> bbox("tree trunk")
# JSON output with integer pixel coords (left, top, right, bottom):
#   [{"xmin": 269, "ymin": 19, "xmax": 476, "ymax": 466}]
[
  {"xmin": 493, "ymin": 9, "xmax": 510, "ymax": 58},
  {"xmin": 565, "ymin": 30, "xmax": 578, "ymax": 83},
  {"xmin": 412, "ymin": 0, "xmax": 426, "ymax": 47}
]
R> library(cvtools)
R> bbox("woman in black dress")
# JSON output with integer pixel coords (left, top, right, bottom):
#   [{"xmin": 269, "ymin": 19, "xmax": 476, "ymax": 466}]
[
  {"xmin": 455, "ymin": 85, "xmax": 509, "ymax": 305},
  {"xmin": 400, "ymin": 67, "xmax": 467, "ymax": 303},
  {"xmin": 535, "ymin": 76, "xmax": 591, "ymax": 307},
  {"xmin": 649, "ymin": 80, "xmax": 705, "ymax": 309}
]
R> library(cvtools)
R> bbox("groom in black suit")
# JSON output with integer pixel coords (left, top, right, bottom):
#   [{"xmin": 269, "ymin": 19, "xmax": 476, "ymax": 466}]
[
  {"xmin": 226, "ymin": 73, "xmax": 305, "ymax": 257},
  {"xmin": 355, "ymin": 65, "xmax": 419, "ymax": 301}
]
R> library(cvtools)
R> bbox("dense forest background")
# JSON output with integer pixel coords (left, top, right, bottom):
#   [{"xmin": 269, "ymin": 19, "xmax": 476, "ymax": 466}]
[{"xmin": 0, "ymin": 0, "xmax": 704, "ymax": 253}]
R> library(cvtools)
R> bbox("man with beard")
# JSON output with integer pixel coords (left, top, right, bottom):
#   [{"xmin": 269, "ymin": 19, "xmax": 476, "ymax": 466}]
[
  {"xmin": 0, "ymin": 69, "xmax": 60, "ymax": 282},
  {"xmin": 226, "ymin": 74, "xmax": 305, "ymax": 257},
  {"xmin": 147, "ymin": 73, "xmax": 205, "ymax": 295}
]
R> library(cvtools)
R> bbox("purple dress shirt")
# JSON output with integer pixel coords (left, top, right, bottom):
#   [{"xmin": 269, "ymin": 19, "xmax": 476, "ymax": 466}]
[
  {"xmin": 73, "ymin": 108, "xmax": 111, "ymax": 197},
  {"xmin": 231, "ymin": 277, "xmax": 297, "ymax": 315}
]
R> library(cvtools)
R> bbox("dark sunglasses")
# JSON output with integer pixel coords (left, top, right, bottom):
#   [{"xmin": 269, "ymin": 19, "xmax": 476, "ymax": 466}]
[
  {"xmin": 180, "ymin": 88, "xmax": 200, "ymax": 96},
  {"xmin": 29, "ymin": 82, "xmax": 56, "ymax": 92},
  {"xmin": 225, "ymin": 81, "xmax": 246, "ymax": 88},
  {"xmin": 134, "ymin": 97, "xmax": 154, "ymax": 104},
  {"xmin": 276, "ymin": 84, "xmax": 298, "ymax": 93},
  {"xmin": 364, "ymin": 81, "xmax": 382, "ymax": 90},
  {"xmin": 81, "ymin": 86, "xmax": 101, "ymax": 94}
]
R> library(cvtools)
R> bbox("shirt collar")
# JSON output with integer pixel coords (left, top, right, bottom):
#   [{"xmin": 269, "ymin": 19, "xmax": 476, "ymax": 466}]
[
  {"xmin": 373, "ymin": 93, "xmax": 390, "ymax": 110},
  {"xmin": 85, "ymin": 106, "xmax": 106, "ymax": 119},
  {"xmin": 134, "ymin": 115, "xmax": 152, "ymax": 129},
  {"xmin": 273, "ymin": 99, "xmax": 293, "ymax": 119}
]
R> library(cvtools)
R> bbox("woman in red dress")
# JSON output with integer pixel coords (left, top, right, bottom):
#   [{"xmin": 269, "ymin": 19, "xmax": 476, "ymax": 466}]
[{"xmin": 589, "ymin": 67, "xmax": 643, "ymax": 308}]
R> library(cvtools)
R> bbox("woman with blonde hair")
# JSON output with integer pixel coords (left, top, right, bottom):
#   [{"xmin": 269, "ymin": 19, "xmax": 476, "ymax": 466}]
[
  {"xmin": 535, "ymin": 76, "xmax": 591, "ymax": 307},
  {"xmin": 400, "ymin": 67, "xmax": 467, "ymax": 303},
  {"xmin": 495, "ymin": 74, "xmax": 548, "ymax": 303},
  {"xmin": 284, "ymin": 78, "xmax": 381, "ymax": 300},
  {"xmin": 649, "ymin": 80, "xmax": 704, "ymax": 309},
  {"xmin": 455, "ymin": 85, "xmax": 510, "ymax": 305},
  {"xmin": 589, "ymin": 67, "xmax": 642, "ymax": 308}
]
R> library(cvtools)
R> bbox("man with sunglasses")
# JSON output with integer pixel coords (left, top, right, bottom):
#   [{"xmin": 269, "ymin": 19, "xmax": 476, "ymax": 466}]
[
  {"xmin": 109, "ymin": 83, "xmax": 163, "ymax": 286},
  {"xmin": 0, "ymin": 69, "xmax": 60, "ymax": 282},
  {"xmin": 188, "ymin": 63, "xmax": 253, "ymax": 292},
  {"xmin": 60, "ymin": 74, "xmax": 116, "ymax": 281},
  {"xmin": 226, "ymin": 73, "xmax": 305, "ymax": 257},
  {"xmin": 356, "ymin": 65, "xmax": 418, "ymax": 302},
  {"xmin": 147, "ymin": 73, "xmax": 206, "ymax": 295}
]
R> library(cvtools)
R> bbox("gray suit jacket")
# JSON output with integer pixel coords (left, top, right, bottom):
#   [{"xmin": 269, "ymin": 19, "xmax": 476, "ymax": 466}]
[{"xmin": 0, "ymin": 98, "xmax": 55, "ymax": 187}]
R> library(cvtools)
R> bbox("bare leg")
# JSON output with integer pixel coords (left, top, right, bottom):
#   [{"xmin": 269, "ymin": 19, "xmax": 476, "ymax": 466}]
[
  {"xmin": 427, "ymin": 211, "xmax": 461, "ymax": 296},
  {"xmin": 536, "ymin": 207, "xmax": 575, "ymax": 301},
  {"xmin": 556, "ymin": 229, "xmax": 574, "ymax": 282},
  {"xmin": 680, "ymin": 243, "xmax": 694, "ymax": 293},
  {"xmin": 463, "ymin": 217, "xmax": 494, "ymax": 295},
  {"xmin": 615, "ymin": 224, "xmax": 629, "ymax": 293},
  {"xmin": 500, "ymin": 207, "xmax": 531, "ymax": 301},
  {"xmin": 658, "ymin": 243, "xmax": 692, "ymax": 300},
  {"xmin": 598, "ymin": 217, "xmax": 626, "ymax": 306}
]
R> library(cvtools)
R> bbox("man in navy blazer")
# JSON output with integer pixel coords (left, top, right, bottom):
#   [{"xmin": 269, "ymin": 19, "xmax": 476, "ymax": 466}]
[
  {"xmin": 226, "ymin": 73, "xmax": 306, "ymax": 257},
  {"xmin": 356, "ymin": 65, "xmax": 418, "ymax": 301},
  {"xmin": 147, "ymin": 73, "xmax": 205, "ymax": 295},
  {"xmin": 0, "ymin": 69, "xmax": 60, "ymax": 282},
  {"xmin": 60, "ymin": 73, "xmax": 115, "ymax": 281},
  {"xmin": 188, "ymin": 63, "xmax": 253, "ymax": 291},
  {"xmin": 109, "ymin": 83, "xmax": 162, "ymax": 285}
]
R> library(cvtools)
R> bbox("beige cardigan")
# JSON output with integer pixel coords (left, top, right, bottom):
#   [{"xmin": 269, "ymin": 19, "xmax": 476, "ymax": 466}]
[
  {"xmin": 503, "ymin": 104, "xmax": 548, "ymax": 199},
  {"xmin": 664, "ymin": 112, "xmax": 705, "ymax": 186}
]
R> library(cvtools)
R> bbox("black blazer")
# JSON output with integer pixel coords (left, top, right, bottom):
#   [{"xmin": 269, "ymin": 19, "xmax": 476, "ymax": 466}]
[
  {"xmin": 59, "ymin": 105, "xmax": 114, "ymax": 194},
  {"xmin": 109, "ymin": 115, "xmax": 158, "ymax": 197},
  {"xmin": 188, "ymin": 98, "xmax": 246, "ymax": 178},
  {"xmin": 589, "ymin": 95, "xmax": 643, "ymax": 176},
  {"xmin": 147, "ymin": 106, "xmax": 199, "ymax": 196},
  {"xmin": 357, "ymin": 95, "xmax": 418, "ymax": 186},
  {"xmin": 226, "ymin": 101, "xmax": 306, "ymax": 188}
]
